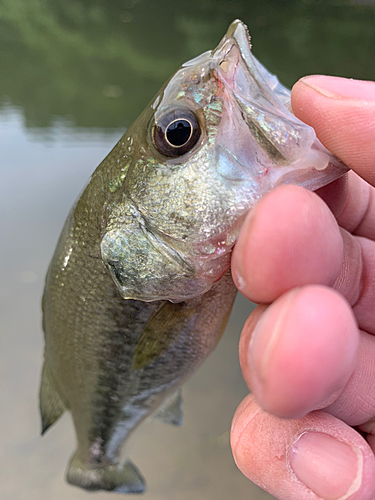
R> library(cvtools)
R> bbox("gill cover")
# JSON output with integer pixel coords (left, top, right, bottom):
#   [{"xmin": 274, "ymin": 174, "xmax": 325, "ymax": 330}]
[{"xmin": 101, "ymin": 213, "xmax": 202, "ymax": 302}]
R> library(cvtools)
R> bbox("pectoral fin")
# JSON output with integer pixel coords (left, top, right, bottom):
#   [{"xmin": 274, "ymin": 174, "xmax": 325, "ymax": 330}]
[
  {"xmin": 131, "ymin": 301, "xmax": 197, "ymax": 371},
  {"xmin": 153, "ymin": 389, "xmax": 183, "ymax": 426},
  {"xmin": 39, "ymin": 364, "xmax": 66, "ymax": 435}
]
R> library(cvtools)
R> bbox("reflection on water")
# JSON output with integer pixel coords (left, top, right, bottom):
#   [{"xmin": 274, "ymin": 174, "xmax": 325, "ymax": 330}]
[{"xmin": 1, "ymin": 1, "xmax": 375, "ymax": 499}]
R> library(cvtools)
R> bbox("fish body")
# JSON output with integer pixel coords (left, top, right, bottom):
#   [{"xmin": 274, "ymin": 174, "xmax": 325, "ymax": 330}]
[{"xmin": 40, "ymin": 20, "xmax": 347, "ymax": 493}]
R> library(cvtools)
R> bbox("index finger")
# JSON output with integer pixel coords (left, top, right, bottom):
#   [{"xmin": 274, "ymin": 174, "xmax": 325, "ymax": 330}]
[{"xmin": 291, "ymin": 75, "xmax": 375, "ymax": 186}]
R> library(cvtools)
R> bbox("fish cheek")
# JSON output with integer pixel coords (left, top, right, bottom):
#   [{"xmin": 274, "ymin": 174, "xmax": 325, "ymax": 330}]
[{"xmin": 100, "ymin": 220, "xmax": 194, "ymax": 302}]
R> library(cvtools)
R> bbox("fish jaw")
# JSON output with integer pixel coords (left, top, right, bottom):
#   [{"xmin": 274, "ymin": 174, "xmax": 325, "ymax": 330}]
[{"xmin": 213, "ymin": 19, "xmax": 348, "ymax": 191}]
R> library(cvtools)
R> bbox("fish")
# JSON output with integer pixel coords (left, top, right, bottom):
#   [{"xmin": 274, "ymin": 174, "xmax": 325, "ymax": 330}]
[{"xmin": 40, "ymin": 19, "xmax": 348, "ymax": 494}]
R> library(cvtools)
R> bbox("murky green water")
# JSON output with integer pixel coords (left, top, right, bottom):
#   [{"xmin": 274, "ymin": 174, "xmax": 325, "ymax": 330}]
[
  {"xmin": 2, "ymin": 0, "xmax": 375, "ymax": 131},
  {"xmin": 1, "ymin": 1, "xmax": 375, "ymax": 499}
]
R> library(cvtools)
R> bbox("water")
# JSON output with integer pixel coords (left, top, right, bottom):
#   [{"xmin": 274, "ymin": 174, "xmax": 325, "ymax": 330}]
[{"xmin": 1, "ymin": 1, "xmax": 375, "ymax": 499}]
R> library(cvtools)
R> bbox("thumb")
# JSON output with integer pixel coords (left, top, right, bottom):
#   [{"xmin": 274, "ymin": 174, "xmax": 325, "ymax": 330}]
[{"xmin": 291, "ymin": 75, "xmax": 375, "ymax": 186}]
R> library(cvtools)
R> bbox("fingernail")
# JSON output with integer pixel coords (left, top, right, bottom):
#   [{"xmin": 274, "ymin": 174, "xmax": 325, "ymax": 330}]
[
  {"xmin": 300, "ymin": 75, "xmax": 375, "ymax": 102},
  {"xmin": 290, "ymin": 432, "xmax": 362, "ymax": 500}
]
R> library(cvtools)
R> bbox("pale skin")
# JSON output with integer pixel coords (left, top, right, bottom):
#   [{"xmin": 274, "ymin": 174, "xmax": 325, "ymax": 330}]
[{"xmin": 230, "ymin": 75, "xmax": 375, "ymax": 500}]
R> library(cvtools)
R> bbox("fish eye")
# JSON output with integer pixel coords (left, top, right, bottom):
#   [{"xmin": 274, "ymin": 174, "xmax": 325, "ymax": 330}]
[{"xmin": 152, "ymin": 108, "xmax": 201, "ymax": 158}]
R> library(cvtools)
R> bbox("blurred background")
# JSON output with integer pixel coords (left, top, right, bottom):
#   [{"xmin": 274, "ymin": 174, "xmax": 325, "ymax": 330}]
[{"xmin": 1, "ymin": 0, "xmax": 375, "ymax": 499}]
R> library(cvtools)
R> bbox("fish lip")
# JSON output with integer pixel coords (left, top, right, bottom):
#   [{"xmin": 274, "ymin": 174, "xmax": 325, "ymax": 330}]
[
  {"xmin": 212, "ymin": 19, "xmax": 253, "ymax": 71},
  {"xmin": 225, "ymin": 19, "xmax": 253, "ymax": 60},
  {"xmin": 213, "ymin": 19, "xmax": 280, "ymax": 109}
]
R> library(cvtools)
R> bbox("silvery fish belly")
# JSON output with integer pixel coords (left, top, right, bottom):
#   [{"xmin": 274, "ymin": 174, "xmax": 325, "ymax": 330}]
[{"xmin": 40, "ymin": 20, "xmax": 347, "ymax": 494}]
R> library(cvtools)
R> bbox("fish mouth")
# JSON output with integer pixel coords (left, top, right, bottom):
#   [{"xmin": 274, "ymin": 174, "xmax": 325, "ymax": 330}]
[
  {"xmin": 211, "ymin": 20, "xmax": 348, "ymax": 187},
  {"xmin": 212, "ymin": 20, "xmax": 308, "ymax": 166},
  {"xmin": 212, "ymin": 20, "xmax": 317, "ymax": 166},
  {"xmin": 212, "ymin": 20, "xmax": 346, "ymax": 178}
]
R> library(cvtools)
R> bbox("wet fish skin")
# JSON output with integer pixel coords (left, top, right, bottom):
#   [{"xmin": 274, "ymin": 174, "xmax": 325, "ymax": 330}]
[
  {"xmin": 41, "ymin": 166, "xmax": 236, "ymax": 493},
  {"xmin": 40, "ymin": 19, "xmax": 347, "ymax": 493}
]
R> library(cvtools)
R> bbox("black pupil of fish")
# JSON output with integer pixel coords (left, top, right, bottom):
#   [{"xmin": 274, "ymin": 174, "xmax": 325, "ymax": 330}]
[{"xmin": 165, "ymin": 119, "xmax": 192, "ymax": 147}]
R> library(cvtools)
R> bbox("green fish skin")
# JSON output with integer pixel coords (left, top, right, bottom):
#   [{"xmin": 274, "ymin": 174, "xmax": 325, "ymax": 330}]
[{"xmin": 40, "ymin": 20, "xmax": 347, "ymax": 494}]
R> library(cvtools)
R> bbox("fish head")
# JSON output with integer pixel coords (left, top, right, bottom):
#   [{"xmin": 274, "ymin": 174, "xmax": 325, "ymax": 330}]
[{"xmin": 100, "ymin": 20, "xmax": 347, "ymax": 302}]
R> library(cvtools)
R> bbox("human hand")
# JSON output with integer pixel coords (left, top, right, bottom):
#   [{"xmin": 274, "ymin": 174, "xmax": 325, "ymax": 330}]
[{"xmin": 230, "ymin": 75, "xmax": 375, "ymax": 500}]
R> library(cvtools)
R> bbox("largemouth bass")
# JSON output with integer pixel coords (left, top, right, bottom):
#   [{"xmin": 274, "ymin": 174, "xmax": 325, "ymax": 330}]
[{"xmin": 40, "ymin": 20, "xmax": 347, "ymax": 494}]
